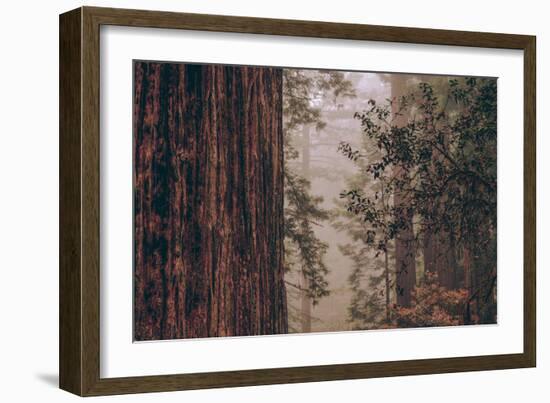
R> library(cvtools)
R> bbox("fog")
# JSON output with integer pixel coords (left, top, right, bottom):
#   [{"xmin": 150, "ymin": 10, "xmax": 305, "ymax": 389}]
[{"xmin": 285, "ymin": 72, "xmax": 389, "ymax": 332}]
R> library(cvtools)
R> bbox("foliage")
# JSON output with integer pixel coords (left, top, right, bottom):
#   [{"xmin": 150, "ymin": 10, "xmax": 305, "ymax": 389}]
[
  {"xmin": 283, "ymin": 69, "xmax": 355, "ymax": 304},
  {"xmin": 338, "ymin": 76, "xmax": 497, "ymax": 325},
  {"xmin": 284, "ymin": 168, "xmax": 330, "ymax": 301},
  {"xmin": 331, "ymin": 105, "xmax": 396, "ymax": 328},
  {"xmin": 340, "ymin": 77, "xmax": 497, "ymax": 252},
  {"xmin": 283, "ymin": 69, "xmax": 355, "ymax": 132},
  {"xmin": 332, "ymin": 157, "xmax": 394, "ymax": 328},
  {"xmin": 341, "ymin": 243, "xmax": 388, "ymax": 329},
  {"xmin": 393, "ymin": 272, "xmax": 469, "ymax": 327}
]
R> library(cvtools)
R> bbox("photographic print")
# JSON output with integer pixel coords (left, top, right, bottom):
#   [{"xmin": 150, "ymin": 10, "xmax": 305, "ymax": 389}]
[{"xmin": 133, "ymin": 61, "xmax": 497, "ymax": 341}]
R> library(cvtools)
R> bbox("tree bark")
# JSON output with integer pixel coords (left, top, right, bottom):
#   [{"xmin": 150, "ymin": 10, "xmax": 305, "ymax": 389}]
[
  {"xmin": 133, "ymin": 62, "xmax": 287, "ymax": 340},
  {"xmin": 384, "ymin": 248, "xmax": 391, "ymax": 323},
  {"xmin": 422, "ymin": 128, "xmax": 457, "ymax": 290},
  {"xmin": 423, "ymin": 226, "xmax": 457, "ymax": 289},
  {"xmin": 381, "ymin": 182, "xmax": 391, "ymax": 323},
  {"xmin": 390, "ymin": 75, "xmax": 416, "ymax": 307},
  {"xmin": 463, "ymin": 244, "xmax": 472, "ymax": 324}
]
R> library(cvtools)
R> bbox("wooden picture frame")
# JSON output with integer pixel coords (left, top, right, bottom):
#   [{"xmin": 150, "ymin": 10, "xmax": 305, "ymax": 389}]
[{"xmin": 59, "ymin": 6, "xmax": 536, "ymax": 396}]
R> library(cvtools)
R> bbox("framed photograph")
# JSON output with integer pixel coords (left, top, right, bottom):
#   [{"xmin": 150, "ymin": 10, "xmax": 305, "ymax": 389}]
[{"xmin": 59, "ymin": 6, "xmax": 536, "ymax": 396}]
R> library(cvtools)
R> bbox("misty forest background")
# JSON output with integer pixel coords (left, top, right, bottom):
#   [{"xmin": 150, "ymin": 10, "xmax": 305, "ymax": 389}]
[
  {"xmin": 133, "ymin": 62, "xmax": 496, "ymax": 341},
  {"xmin": 283, "ymin": 69, "xmax": 497, "ymax": 333}
]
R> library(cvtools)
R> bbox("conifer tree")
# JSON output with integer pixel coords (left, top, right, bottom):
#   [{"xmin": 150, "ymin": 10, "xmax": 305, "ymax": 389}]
[{"xmin": 283, "ymin": 69, "xmax": 355, "ymax": 331}]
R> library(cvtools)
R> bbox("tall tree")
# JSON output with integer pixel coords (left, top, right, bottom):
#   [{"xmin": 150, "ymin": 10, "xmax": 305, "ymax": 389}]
[
  {"xmin": 415, "ymin": 77, "xmax": 460, "ymax": 290},
  {"xmin": 299, "ymin": 124, "xmax": 313, "ymax": 332},
  {"xmin": 333, "ymin": 171, "xmax": 395, "ymax": 328},
  {"xmin": 133, "ymin": 62, "xmax": 287, "ymax": 340},
  {"xmin": 283, "ymin": 69, "xmax": 355, "ymax": 332},
  {"xmin": 342, "ymin": 76, "xmax": 497, "ymax": 326},
  {"xmin": 390, "ymin": 75, "xmax": 417, "ymax": 307},
  {"xmin": 335, "ymin": 118, "xmax": 395, "ymax": 327}
]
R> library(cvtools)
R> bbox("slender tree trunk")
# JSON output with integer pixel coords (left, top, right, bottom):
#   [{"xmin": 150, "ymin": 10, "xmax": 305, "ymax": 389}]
[
  {"xmin": 300, "ymin": 124, "xmax": 312, "ymax": 333},
  {"xmin": 384, "ymin": 248, "xmax": 391, "ymax": 323},
  {"xmin": 421, "ymin": 100, "xmax": 457, "ymax": 290},
  {"xmin": 133, "ymin": 62, "xmax": 287, "ymax": 340},
  {"xmin": 448, "ymin": 229, "xmax": 459, "ymax": 289},
  {"xmin": 463, "ymin": 244, "xmax": 472, "ymax": 324},
  {"xmin": 424, "ymin": 227, "xmax": 456, "ymax": 289},
  {"xmin": 390, "ymin": 75, "xmax": 416, "ymax": 307},
  {"xmin": 423, "ymin": 229, "xmax": 435, "ymax": 275},
  {"xmin": 381, "ymin": 183, "xmax": 391, "ymax": 323}
]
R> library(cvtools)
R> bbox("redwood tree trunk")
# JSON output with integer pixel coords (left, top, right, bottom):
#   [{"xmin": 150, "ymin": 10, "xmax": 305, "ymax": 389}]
[
  {"xmin": 133, "ymin": 62, "xmax": 287, "ymax": 340},
  {"xmin": 463, "ymin": 244, "xmax": 472, "ymax": 324},
  {"xmin": 391, "ymin": 75, "xmax": 416, "ymax": 308},
  {"xmin": 422, "ymin": 125, "xmax": 457, "ymax": 290},
  {"xmin": 423, "ymin": 225, "xmax": 457, "ymax": 289}
]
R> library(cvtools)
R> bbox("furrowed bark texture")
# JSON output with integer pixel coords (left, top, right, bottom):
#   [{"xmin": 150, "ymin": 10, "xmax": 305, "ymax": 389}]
[{"xmin": 133, "ymin": 62, "xmax": 287, "ymax": 340}]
